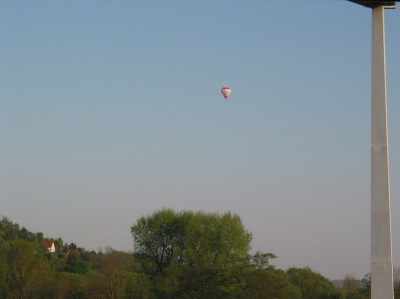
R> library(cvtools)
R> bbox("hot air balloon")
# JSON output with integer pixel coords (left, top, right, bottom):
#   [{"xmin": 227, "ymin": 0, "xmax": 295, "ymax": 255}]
[{"xmin": 221, "ymin": 85, "xmax": 231, "ymax": 99}]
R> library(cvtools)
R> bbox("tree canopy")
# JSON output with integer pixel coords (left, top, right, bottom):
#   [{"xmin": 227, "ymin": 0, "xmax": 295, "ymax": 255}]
[
  {"xmin": 0, "ymin": 213, "xmax": 390, "ymax": 299},
  {"xmin": 131, "ymin": 209, "xmax": 253, "ymax": 298}
]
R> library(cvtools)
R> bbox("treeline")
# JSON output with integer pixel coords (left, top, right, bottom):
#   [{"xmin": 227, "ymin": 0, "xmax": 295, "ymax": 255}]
[{"xmin": 0, "ymin": 210, "xmax": 393, "ymax": 299}]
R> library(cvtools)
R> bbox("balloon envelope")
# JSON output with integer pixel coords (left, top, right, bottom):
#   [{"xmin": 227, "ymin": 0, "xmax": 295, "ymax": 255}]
[{"xmin": 221, "ymin": 86, "xmax": 231, "ymax": 99}]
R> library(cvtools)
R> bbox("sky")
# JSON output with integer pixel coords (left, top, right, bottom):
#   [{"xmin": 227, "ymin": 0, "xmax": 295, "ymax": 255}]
[{"xmin": 1, "ymin": 0, "xmax": 400, "ymax": 280}]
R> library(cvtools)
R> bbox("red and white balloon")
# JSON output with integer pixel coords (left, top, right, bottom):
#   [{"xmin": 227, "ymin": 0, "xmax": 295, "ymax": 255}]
[{"xmin": 221, "ymin": 85, "xmax": 232, "ymax": 100}]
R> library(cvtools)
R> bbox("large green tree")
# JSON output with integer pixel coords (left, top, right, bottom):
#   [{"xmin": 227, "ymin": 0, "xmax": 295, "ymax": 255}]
[
  {"xmin": 131, "ymin": 209, "xmax": 252, "ymax": 298},
  {"xmin": 131, "ymin": 209, "xmax": 184, "ymax": 273}
]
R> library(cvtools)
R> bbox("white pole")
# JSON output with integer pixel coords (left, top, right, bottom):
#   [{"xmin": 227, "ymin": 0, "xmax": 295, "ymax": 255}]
[{"xmin": 371, "ymin": 6, "xmax": 394, "ymax": 299}]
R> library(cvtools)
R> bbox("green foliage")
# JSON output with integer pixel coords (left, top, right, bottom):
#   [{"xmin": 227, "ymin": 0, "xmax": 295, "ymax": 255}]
[
  {"xmin": 131, "ymin": 209, "xmax": 252, "ymax": 269},
  {"xmin": 131, "ymin": 209, "xmax": 253, "ymax": 298},
  {"xmin": 124, "ymin": 271, "xmax": 153, "ymax": 299},
  {"xmin": 56, "ymin": 272, "xmax": 88, "ymax": 299},
  {"xmin": 0, "ymin": 217, "xmax": 20, "ymax": 242},
  {"xmin": 64, "ymin": 251, "xmax": 90, "ymax": 274},
  {"xmin": 131, "ymin": 209, "xmax": 185, "ymax": 272},
  {"xmin": 287, "ymin": 267, "xmax": 343, "ymax": 299},
  {"xmin": 251, "ymin": 251, "xmax": 277, "ymax": 270},
  {"xmin": 17, "ymin": 228, "xmax": 36, "ymax": 243},
  {"xmin": 239, "ymin": 268, "xmax": 302, "ymax": 299},
  {"xmin": 0, "ymin": 212, "xmax": 378, "ymax": 299},
  {"xmin": 0, "ymin": 244, "xmax": 8, "ymax": 299},
  {"xmin": 4, "ymin": 239, "xmax": 54, "ymax": 299}
]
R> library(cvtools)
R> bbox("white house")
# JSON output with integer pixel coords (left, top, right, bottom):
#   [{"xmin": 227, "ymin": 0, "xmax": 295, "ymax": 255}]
[{"xmin": 42, "ymin": 241, "xmax": 56, "ymax": 253}]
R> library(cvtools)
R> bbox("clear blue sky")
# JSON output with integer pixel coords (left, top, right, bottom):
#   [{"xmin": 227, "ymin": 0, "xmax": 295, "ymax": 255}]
[{"xmin": 1, "ymin": 0, "xmax": 400, "ymax": 280}]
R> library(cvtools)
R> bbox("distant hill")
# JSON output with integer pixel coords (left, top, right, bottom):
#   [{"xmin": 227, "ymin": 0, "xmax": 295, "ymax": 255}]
[{"xmin": 0, "ymin": 216, "xmax": 80, "ymax": 253}]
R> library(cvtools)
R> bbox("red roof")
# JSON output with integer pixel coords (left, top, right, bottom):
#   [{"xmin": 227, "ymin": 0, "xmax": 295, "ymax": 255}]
[{"xmin": 42, "ymin": 241, "xmax": 54, "ymax": 248}]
